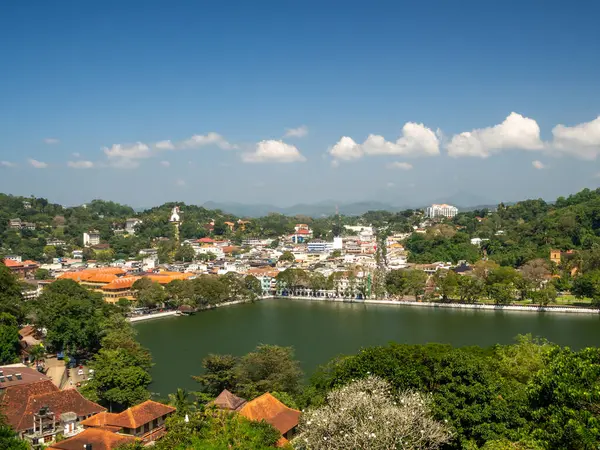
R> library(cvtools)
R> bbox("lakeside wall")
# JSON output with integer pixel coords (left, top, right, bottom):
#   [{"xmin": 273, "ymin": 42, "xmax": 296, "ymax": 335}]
[
  {"xmin": 130, "ymin": 296, "xmax": 600, "ymax": 322},
  {"xmin": 280, "ymin": 296, "xmax": 600, "ymax": 315},
  {"xmin": 128, "ymin": 298, "xmax": 254, "ymax": 323}
]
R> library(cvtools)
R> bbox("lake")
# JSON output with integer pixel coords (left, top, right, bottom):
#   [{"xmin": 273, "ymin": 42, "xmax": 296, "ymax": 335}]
[{"xmin": 135, "ymin": 298, "xmax": 600, "ymax": 397}]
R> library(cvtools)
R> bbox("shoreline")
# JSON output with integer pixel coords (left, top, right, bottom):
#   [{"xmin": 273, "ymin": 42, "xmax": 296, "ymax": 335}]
[
  {"xmin": 128, "ymin": 299, "xmax": 255, "ymax": 323},
  {"xmin": 130, "ymin": 295, "xmax": 600, "ymax": 322},
  {"xmin": 279, "ymin": 296, "xmax": 600, "ymax": 315}
]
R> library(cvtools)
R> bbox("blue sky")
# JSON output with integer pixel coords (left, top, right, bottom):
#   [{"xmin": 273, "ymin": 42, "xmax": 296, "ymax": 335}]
[{"xmin": 1, "ymin": 0, "xmax": 599, "ymax": 208}]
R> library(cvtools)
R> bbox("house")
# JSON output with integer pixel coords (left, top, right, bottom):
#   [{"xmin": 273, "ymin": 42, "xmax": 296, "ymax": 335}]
[
  {"xmin": 83, "ymin": 230, "xmax": 101, "ymax": 247},
  {"xmin": 72, "ymin": 250, "xmax": 83, "ymax": 259},
  {"xmin": 0, "ymin": 372, "xmax": 104, "ymax": 447},
  {"xmin": 9, "ymin": 218, "xmax": 22, "ymax": 229},
  {"xmin": 46, "ymin": 238, "xmax": 67, "ymax": 247},
  {"xmin": 211, "ymin": 389, "xmax": 247, "ymax": 411},
  {"xmin": 125, "ymin": 218, "xmax": 142, "ymax": 235},
  {"xmin": 2, "ymin": 258, "xmax": 39, "ymax": 279},
  {"xmin": 550, "ymin": 249, "xmax": 562, "ymax": 265},
  {"xmin": 239, "ymin": 393, "xmax": 301, "ymax": 447},
  {"xmin": 80, "ymin": 400, "xmax": 176, "ymax": 444},
  {"xmin": 224, "ymin": 221, "xmax": 235, "ymax": 231}
]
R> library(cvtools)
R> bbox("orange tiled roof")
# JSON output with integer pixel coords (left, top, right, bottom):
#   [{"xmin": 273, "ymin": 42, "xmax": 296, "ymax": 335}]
[
  {"xmin": 238, "ymin": 393, "xmax": 301, "ymax": 435},
  {"xmin": 47, "ymin": 427, "xmax": 137, "ymax": 450},
  {"xmin": 2, "ymin": 259, "xmax": 38, "ymax": 268},
  {"xmin": 58, "ymin": 271, "xmax": 94, "ymax": 282},
  {"xmin": 86, "ymin": 273, "xmax": 119, "ymax": 284},
  {"xmin": 80, "ymin": 411, "xmax": 121, "ymax": 428},
  {"xmin": 101, "ymin": 276, "xmax": 139, "ymax": 291},
  {"xmin": 106, "ymin": 400, "xmax": 175, "ymax": 429}
]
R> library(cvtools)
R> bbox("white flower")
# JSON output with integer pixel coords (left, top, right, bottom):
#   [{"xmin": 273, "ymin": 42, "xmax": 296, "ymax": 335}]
[{"xmin": 323, "ymin": 437, "xmax": 327, "ymax": 441}]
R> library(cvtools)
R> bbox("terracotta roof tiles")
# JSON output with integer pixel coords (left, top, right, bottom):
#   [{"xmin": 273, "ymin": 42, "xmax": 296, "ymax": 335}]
[
  {"xmin": 106, "ymin": 400, "xmax": 175, "ymax": 429},
  {"xmin": 15, "ymin": 389, "xmax": 105, "ymax": 431},
  {"xmin": 238, "ymin": 393, "xmax": 301, "ymax": 435},
  {"xmin": 47, "ymin": 427, "xmax": 137, "ymax": 450},
  {"xmin": 1, "ymin": 379, "xmax": 58, "ymax": 430}
]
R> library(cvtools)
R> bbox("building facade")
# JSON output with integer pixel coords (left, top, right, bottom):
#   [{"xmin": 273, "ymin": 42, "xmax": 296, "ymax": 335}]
[{"xmin": 426, "ymin": 204, "xmax": 458, "ymax": 218}]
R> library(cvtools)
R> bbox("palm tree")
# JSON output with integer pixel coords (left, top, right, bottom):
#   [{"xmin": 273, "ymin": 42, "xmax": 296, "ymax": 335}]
[
  {"xmin": 28, "ymin": 344, "xmax": 46, "ymax": 368},
  {"xmin": 168, "ymin": 388, "xmax": 192, "ymax": 415}
]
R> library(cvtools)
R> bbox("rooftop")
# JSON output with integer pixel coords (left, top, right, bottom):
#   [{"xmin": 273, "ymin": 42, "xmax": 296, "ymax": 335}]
[
  {"xmin": 47, "ymin": 427, "xmax": 137, "ymax": 450},
  {"xmin": 238, "ymin": 393, "xmax": 301, "ymax": 435}
]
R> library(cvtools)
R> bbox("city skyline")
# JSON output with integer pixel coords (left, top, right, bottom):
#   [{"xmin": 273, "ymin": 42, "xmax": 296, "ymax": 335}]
[{"xmin": 1, "ymin": 1, "xmax": 600, "ymax": 206}]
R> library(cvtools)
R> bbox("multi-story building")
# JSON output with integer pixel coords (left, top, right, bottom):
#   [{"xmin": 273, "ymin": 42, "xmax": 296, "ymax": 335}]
[
  {"xmin": 307, "ymin": 240, "xmax": 333, "ymax": 253},
  {"xmin": 125, "ymin": 218, "xmax": 142, "ymax": 235},
  {"xmin": 83, "ymin": 230, "xmax": 101, "ymax": 247},
  {"xmin": 426, "ymin": 204, "xmax": 458, "ymax": 219}
]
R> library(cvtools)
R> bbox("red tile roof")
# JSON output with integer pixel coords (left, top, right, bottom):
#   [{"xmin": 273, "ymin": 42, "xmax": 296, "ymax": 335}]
[
  {"xmin": 105, "ymin": 400, "xmax": 175, "ymax": 429},
  {"xmin": 80, "ymin": 411, "xmax": 120, "ymax": 429},
  {"xmin": 47, "ymin": 427, "xmax": 137, "ymax": 450},
  {"xmin": 198, "ymin": 237, "xmax": 215, "ymax": 243},
  {"xmin": 14, "ymin": 389, "xmax": 105, "ymax": 431},
  {"xmin": 1, "ymin": 380, "xmax": 58, "ymax": 430},
  {"xmin": 238, "ymin": 393, "xmax": 301, "ymax": 435}
]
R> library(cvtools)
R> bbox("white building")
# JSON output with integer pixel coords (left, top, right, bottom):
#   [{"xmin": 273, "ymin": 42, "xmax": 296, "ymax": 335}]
[
  {"xmin": 426, "ymin": 204, "xmax": 458, "ymax": 219},
  {"xmin": 83, "ymin": 230, "xmax": 101, "ymax": 247},
  {"xmin": 125, "ymin": 218, "xmax": 142, "ymax": 235},
  {"xmin": 307, "ymin": 240, "xmax": 333, "ymax": 253},
  {"xmin": 470, "ymin": 237, "xmax": 489, "ymax": 246}
]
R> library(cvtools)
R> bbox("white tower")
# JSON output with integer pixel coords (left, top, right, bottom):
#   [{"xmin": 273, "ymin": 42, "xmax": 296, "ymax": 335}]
[{"xmin": 170, "ymin": 206, "xmax": 180, "ymax": 223}]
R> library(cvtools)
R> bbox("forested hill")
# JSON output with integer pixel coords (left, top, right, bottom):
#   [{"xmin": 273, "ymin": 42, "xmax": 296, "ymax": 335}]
[{"xmin": 1, "ymin": 188, "xmax": 600, "ymax": 266}]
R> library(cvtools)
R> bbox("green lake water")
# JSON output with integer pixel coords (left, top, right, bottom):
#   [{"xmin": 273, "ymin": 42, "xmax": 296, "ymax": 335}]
[{"xmin": 135, "ymin": 299, "xmax": 600, "ymax": 397}]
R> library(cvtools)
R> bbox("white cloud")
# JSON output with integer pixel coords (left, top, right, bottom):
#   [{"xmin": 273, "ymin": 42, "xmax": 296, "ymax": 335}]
[
  {"xmin": 329, "ymin": 137, "xmax": 363, "ymax": 161},
  {"xmin": 0, "ymin": 161, "xmax": 16, "ymax": 168},
  {"xmin": 103, "ymin": 142, "xmax": 151, "ymax": 168},
  {"xmin": 160, "ymin": 160, "xmax": 171, "ymax": 167},
  {"xmin": 28, "ymin": 158, "xmax": 48, "ymax": 169},
  {"xmin": 72, "ymin": 152, "xmax": 81, "ymax": 158},
  {"xmin": 175, "ymin": 178, "xmax": 186, "ymax": 187},
  {"xmin": 155, "ymin": 140, "xmax": 175, "ymax": 150},
  {"xmin": 550, "ymin": 116, "xmax": 600, "ymax": 160},
  {"xmin": 532, "ymin": 160, "xmax": 546, "ymax": 170},
  {"xmin": 181, "ymin": 132, "xmax": 237, "ymax": 150},
  {"xmin": 284, "ymin": 125, "xmax": 308, "ymax": 138},
  {"xmin": 67, "ymin": 160, "xmax": 94, "ymax": 169},
  {"xmin": 329, "ymin": 122, "xmax": 439, "ymax": 164},
  {"xmin": 241, "ymin": 140, "xmax": 306, "ymax": 163},
  {"xmin": 44, "ymin": 138, "xmax": 59, "ymax": 144},
  {"xmin": 447, "ymin": 112, "xmax": 543, "ymax": 158},
  {"xmin": 386, "ymin": 161, "xmax": 413, "ymax": 170}
]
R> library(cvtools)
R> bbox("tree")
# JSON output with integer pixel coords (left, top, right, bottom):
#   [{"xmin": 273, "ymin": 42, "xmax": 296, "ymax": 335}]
[
  {"xmin": 81, "ymin": 347, "xmax": 152, "ymax": 411},
  {"xmin": 406, "ymin": 269, "xmax": 428, "ymax": 300},
  {"xmin": 193, "ymin": 354, "xmax": 239, "ymax": 396},
  {"xmin": 244, "ymin": 275, "xmax": 263, "ymax": 299},
  {"xmin": 175, "ymin": 243, "xmax": 196, "ymax": 262},
  {"xmin": 194, "ymin": 345, "xmax": 303, "ymax": 400},
  {"xmin": 33, "ymin": 279, "xmax": 111, "ymax": 356},
  {"xmin": 168, "ymin": 388, "xmax": 193, "ymax": 416},
  {"xmin": 434, "ymin": 270, "xmax": 459, "ymax": 302},
  {"xmin": 0, "ymin": 313, "xmax": 21, "ymax": 364},
  {"xmin": 235, "ymin": 344, "xmax": 303, "ymax": 399},
  {"xmin": 330, "ymin": 249, "xmax": 342, "ymax": 258},
  {"xmin": 279, "ymin": 251, "xmax": 295, "ymax": 263},
  {"xmin": 294, "ymin": 377, "xmax": 451, "ymax": 450},
  {"xmin": 457, "ymin": 276, "xmax": 484, "ymax": 303},
  {"xmin": 488, "ymin": 283, "xmax": 514, "ymax": 305},
  {"xmin": 0, "ymin": 263, "xmax": 25, "ymax": 322},
  {"xmin": 527, "ymin": 347, "xmax": 600, "ymax": 448},
  {"xmin": 0, "ymin": 420, "xmax": 28, "ymax": 450},
  {"xmin": 133, "ymin": 278, "xmax": 167, "ymax": 308},
  {"xmin": 530, "ymin": 285, "xmax": 557, "ymax": 306},
  {"xmin": 34, "ymin": 268, "xmax": 51, "ymax": 280}
]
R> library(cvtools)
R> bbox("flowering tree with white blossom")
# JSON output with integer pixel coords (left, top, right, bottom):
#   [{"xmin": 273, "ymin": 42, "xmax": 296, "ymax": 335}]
[{"xmin": 293, "ymin": 376, "xmax": 451, "ymax": 450}]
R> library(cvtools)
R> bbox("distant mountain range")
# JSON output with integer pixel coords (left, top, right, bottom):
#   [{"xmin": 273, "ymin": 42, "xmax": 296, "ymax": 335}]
[{"xmin": 201, "ymin": 192, "xmax": 500, "ymax": 217}]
